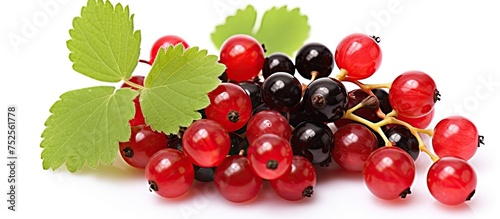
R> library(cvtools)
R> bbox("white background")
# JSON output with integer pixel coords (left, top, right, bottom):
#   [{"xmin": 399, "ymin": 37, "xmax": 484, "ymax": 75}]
[{"xmin": 2, "ymin": 0, "xmax": 500, "ymax": 218}]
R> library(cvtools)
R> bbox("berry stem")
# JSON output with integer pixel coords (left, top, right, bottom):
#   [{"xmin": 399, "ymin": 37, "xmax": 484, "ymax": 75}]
[
  {"xmin": 343, "ymin": 102, "xmax": 440, "ymax": 162},
  {"xmin": 416, "ymin": 128, "xmax": 434, "ymax": 137},
  {"xmin": 383, "ymin": 110, "xmax": 434, "ymax": 136},
  {"xmin": 375, "ymin": 108, "xmax": 386, "ymax": 120},
  {"xmin": 301, "ymin": 71, "xmax": 319, "ymax": 93},
  {"xmin": 310, "ymin": 71, "xmax": 318, "ymax": 81},
  {"xmin": 381, "ymin": 116, "xmax": 439, "ymax": 162},
  {"xmin": 385, "ymin": 110, "xmax": 398, "ymax": 118},
  {"xmin": 347, "ymin": 99, "xmax": 365, "ymax": 112},
  {"xmin": 419, "ymin": 141, "xmax": 439, "ymax": 162},
  {"xmin": 343, "ymin": 109, "xmax": 391, "ymax": 146},
  {"xmin": 335, "ymin": 69, "xmax": 348, "ymax": 81},
  {"xmin": 343, "ymin": 77, "xmax": 392, "ymax": 94},
  {"xmin": 123, "ymin": 79, "xmax": 145, "ymax": 90},
  {"xmin": 238, "ymin": 149, "xmax": 245, "ymax": 156}
]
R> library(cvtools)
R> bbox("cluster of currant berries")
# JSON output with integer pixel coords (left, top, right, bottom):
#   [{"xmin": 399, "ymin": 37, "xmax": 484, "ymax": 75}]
[{"xmin": 118, "ymin": 33, "xmax": 483, "ymax": 206}]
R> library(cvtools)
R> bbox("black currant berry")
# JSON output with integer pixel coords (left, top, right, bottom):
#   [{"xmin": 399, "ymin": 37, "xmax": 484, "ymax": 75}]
[
  {"xmin": 227, "ymin": 132, "xmax": 249, "ymax": 156},
  {"xmin": 252, "ymin": 103, "xmax": 270, "ymax": 115},
  {"xmin": 261, "ymin": 72, "xmax": 302, "ymax": 112},
  {"xmin": 262, "ymin": 53, "xmax": 295, "ymax": 79},
  {"xmin": 218, "ymin": 71, "xmax": 228, "ymax": 82},
  {"xmin": 346, "ymin": 89, "xmax": 381, "ymax": 123},
  {"xmin": 193, "ymin": 165, "xmax": 216, "ymax": 182},
  {"xmin": 385, "ymin": 125, "xmax": 419, "ymax": 160},
  {"xmin": 251, "ymin": 103, "xmax": 288, "ymax": 119},
  {"xmin": 198, "ymin": 108, "xmax": 207, "ymax": 119},
  {"xmin": 238, "ymin": 81, "xmax": 262, "ymax": 110},
  {"xmin": 288, "ymin": 102, "xmax": 312, "ymax": 128},
  {"xmin": 295, "ymin": 43, "xmax": 334, "ymax": 80},
  {"xmin": 290, "ymin": 121, "xmax": 334, "ymax": 165},
  {"xmin": 303, "ymin": 77, "xmax": 348, "ymax": 122},
  {"xmin": 372, "ymin": 88, "xmax": 392, "ymax": 114},
  {"xmin": 166, "ymin": 133, "xmax": 183, "ymax": 151}
]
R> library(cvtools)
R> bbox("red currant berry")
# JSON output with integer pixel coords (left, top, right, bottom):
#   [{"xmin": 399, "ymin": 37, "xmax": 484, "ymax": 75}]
[
  {"xmin": 335, "ymin": 33, "xmax": 382, "ymax": 80},
  {"xmin": 145, "ymin": 148, "xmax": 194, "ymax": 198},
  {"xmin": 396, "ymin": 108, "xmax": 435, "ymax": 129},
  {"xmin": 270, "ymin": 156, "xmax": 317, "ymax": 201},
  {"xmin": 219, "ymin": 34, "xmax": 265, "ymax": 82},
  {"xmin": 205, "ymin": 83, "xmax": 252, "ymax": 132},
  {"xmin": 121, "ymin": 75, "xmax": 145, "ymax": 90},
  {"xmin": 427, "ymin": 157, "xmax": 477, "ymax": 205},
  {"xmin": 149, "ymin": 35, "xmax": 189, "ymax": 64},
  {"xmin": 247, "ymin": 134, "xmax": 293, "ymax": 180},
  {"xmin": 129, "ymin": 97, "xmax": 145, "ymax": 126},
  {"xmin": 432, "ymin": 116, "xmax": 479, "ymax": 160},
  {"xmin": 214, "ymin": 155, "xmax": 263, "ymax": 203},
  {"xmin": 119, "ymin": 125, "xmax": 168, "ymax": 169},
  {"xmin": 246, "ymin": 110, "xmax": 291, "ymax": 144},
  {"xmin": 182, "ymin": 119, "xmax": 231, "ymax": 167},
  {"xmin": 363, "ymin": 147, "xmax": 416, "ymax": 200},
  {"xmin": 332, "ymin": 123, "xmax": 378, "ymax": 172},
  {"xmin": 389, "ymin": 70, "xmax": 439, "ymax": 118},
  {"xmin": 121, "ymin": 75, "xmax": 146, "ymax": 126}
]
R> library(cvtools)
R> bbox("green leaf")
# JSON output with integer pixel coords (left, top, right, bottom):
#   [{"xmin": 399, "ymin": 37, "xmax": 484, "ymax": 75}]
[
  {"xmin": 254, "ymin": 6, "xmax": 310, "ymax": 56},
  {"xmin": 210, "ymin": 5, "xmax": 257, "ymax": 50},
  {"xmin": 67, "ymin": 0, "xmax": 141, "ymax": 82},
  {"xmin": 40, "ymin": 86, "xmax": 138, "ymax": 172},
  {"xmin": 211, "ymin": 5, "xmax": 310, "ymax": 57},
  {"xmin": 141, "ymin": 45, "xmax": 226, "ymax": 134}
]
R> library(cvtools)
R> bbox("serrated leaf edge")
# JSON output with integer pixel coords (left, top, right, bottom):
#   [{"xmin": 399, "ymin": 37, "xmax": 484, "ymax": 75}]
[
  {"xmin": 67, "ymin": 0, "xmax": 141, "ymax": 82},
  {"xmin": 140, "ymin": 44, "xmax": 225, "ymax": 134},
  {"xmin": 210, "ymin": 5, "xmax": 257, "ymax": 49},
  {"xmin": 40, "ymin": 86, "xmax": 138, "ymax": 172},
  {"xmin": 210, "ymin": 4, "xmax": 309, "ymax": 57}
]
